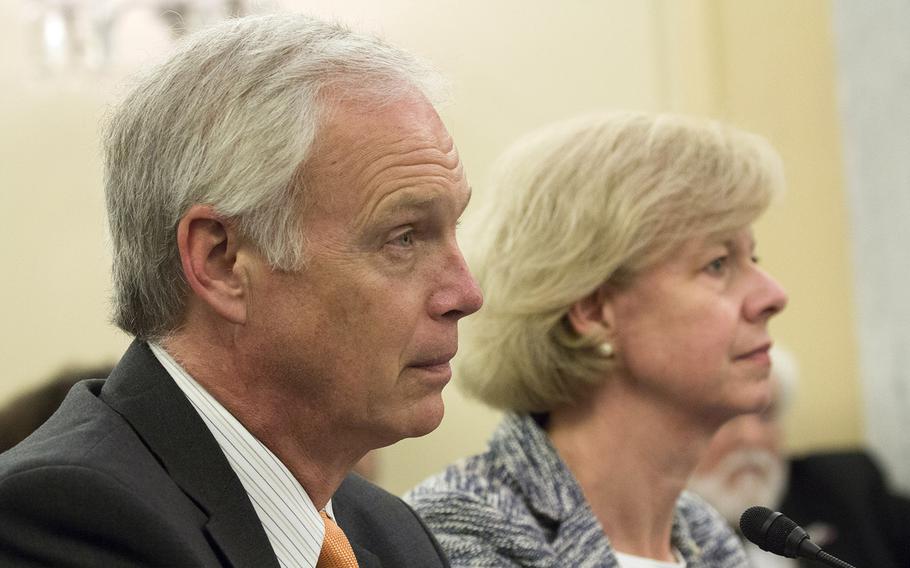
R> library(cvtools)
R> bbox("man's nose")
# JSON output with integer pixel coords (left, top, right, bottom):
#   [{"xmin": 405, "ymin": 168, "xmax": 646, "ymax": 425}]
[{"xmin": 432, "ymin": 246, "xmax": 483, "ymax": 322}]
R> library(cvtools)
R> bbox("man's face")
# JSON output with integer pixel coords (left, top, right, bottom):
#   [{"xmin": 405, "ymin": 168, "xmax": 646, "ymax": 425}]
[{"xmin": 241, "ymin": 92, "xmax": 482, "ymax": 450}]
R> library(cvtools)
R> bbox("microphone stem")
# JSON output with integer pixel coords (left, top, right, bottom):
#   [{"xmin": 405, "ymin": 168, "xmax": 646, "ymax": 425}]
[{"xmin": 817, "ymin": 551, "xmax": 857, "ymax": 568}]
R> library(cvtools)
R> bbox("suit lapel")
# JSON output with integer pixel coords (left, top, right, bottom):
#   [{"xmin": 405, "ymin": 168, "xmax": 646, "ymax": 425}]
[
  {"xmin": 332, "ymin": 476, "xmax": 389, "ymax": 568},
  {"xmin": 205, "ymin": 498, "xmax": 282, "ymax": 568},
  {"xmin": 349, "ymin": 541, "xmax": 382, "ymax": 568},
  {"xmin": 100, "ymin": 340, "xmax": 280, "ymax": 568}
]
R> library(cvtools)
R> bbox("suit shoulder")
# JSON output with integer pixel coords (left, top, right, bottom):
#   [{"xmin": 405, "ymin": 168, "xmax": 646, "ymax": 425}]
[
  {"xmin": 1, "ymin": 383, "xmax": 156, "ymax": 484},
  {"xmin": 1, "ymin": 382, "xmax": 123, "ymax": 475},
  {"xmin": 335, "ymin": 473, "xmax": 430, "ymax": 532},
  {"xmin": 0, "ymin": 463, "xmax": 207, "ymax": 566},
  {"xmin": 337, "ymin": 472, "xmax": 404, "ymax": 507},
  {"xmin": 790, "ymin": 450, "xmax": 880, "ymax": 474},
  {"xmin": 334, "ymin": 474, "xmax": 449, "ymax": 567},
  {"xmin": 788, "ymin": 449, "xmax": 886, "ymax": 495},
  {"xmin": 0, "ymin": 381, "xmax": 196, "ymax": 523}
]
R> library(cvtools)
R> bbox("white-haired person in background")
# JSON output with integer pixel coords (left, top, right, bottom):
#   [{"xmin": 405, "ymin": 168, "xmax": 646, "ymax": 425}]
[
  {"xmin": 690, "ymin": 348, "xmax": 910, "ymax": 568},
  {"xmin": 0, "ymin": 13, "xmax": 483, "ymax": 567},
  {"xmin": 406, "ymin": 112, "xmax": 789, "ymax": 567},
  {"xmin": 689, "ymin": 347, "xmax": 796, "ymax": 567}
]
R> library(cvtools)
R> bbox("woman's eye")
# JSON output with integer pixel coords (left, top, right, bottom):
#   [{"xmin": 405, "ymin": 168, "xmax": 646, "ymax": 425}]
[{"xmin": 706, "ymin": 256, "xmax": 728, "ymax": 274}]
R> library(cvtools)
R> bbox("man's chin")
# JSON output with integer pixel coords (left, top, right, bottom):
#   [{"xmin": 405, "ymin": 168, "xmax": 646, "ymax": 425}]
[
  {"xmin": 408, "ymin": 398, "xmax": 446, "ymax": 438},
  {"xmin": 383, "ymin": 397, "xmax": 446, "ymax": 443}
]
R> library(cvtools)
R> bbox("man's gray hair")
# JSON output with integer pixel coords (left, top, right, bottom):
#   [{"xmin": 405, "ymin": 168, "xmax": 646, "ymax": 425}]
[{"xmin": 104, "ymin": 14, "xmax": 442, "ymax": 340}]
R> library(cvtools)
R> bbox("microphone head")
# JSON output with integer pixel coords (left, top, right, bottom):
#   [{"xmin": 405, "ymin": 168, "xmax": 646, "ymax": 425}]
[
  {"xmin": 739, "ymin": 506, "xmax": 809, "ymax": 559},
  {"xmin": 741, "ymin": 506, "xmax": 774, "ymax": 549}
]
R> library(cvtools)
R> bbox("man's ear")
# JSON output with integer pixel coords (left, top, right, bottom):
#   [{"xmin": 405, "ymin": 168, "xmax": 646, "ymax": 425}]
[
  {"xmin": 566, "ymin": 284, "xmax": 615, "ymax": 340},
  {"xmin": 176, "ymin": 204, "xmax": 249, "ymax": 325}
]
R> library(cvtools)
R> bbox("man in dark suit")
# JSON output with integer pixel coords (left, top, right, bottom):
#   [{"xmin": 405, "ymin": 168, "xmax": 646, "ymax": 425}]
[
  {"xmin": 689, "ymin": 348, "xmax": 910, "ymax": 568},
  {"xmin": 0, "ymin": 13, "xmax": 482, "ymax": 567},
  {"xmin": 781, "ymin": 450, "xmax": 910, "ymax": 568}
]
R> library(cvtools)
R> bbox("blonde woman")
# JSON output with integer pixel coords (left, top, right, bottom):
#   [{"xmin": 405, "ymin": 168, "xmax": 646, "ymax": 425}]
[{"xmin": 406, "ymin": 112, "xmax": 788, "ymax": 568}]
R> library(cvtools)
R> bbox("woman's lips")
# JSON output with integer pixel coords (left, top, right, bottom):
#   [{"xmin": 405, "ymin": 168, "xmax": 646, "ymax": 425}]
[{"xmin": 736, "ymin": 343, "xmax": 772, "ymax": 363}]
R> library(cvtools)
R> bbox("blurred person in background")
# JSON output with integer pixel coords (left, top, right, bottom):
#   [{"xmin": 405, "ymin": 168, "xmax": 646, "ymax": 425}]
[
  {"xmin": 690, "ymin": 348, "xmax": 910, "ymax": 568},
  {"xmin": 407, "ymin": 112, "xmax": 788, "ymax": 567},
  {"xmin": 0, "ymin": 13, "xmax": 482, "ymax": 567}
]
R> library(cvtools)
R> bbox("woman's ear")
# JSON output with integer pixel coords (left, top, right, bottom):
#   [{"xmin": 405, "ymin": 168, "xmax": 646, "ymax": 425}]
[
  {"xmin": 176, "ymin": 204, "xmax": 249, "ymax": 325},
  {"xmin": 567, "ymin": 284, "xmax": 614, "ymax": 339}
]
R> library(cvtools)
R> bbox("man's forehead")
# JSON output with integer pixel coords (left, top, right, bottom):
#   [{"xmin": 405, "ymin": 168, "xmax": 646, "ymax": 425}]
[
  {"xmin": 299, "ymin": 93, "xmax": 466, "ymax": 227},
  {"xmin": 349, "ymin": 159, "xmax": 470, "ymax": 228},
  {"xmin": 320, "ymin": 90, "xmax": 445, "ymax": 141},
  {"xmin": 306, "ymin": 95, "xmax": 452, "ymax": 177}
]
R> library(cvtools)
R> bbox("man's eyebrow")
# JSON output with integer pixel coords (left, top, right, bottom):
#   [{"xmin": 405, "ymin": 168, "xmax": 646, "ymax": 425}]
[
  {"xmin": 382, "ymin": 191, "xmax": 441, "ymax": 211},
  {"xmin": 371, "ymin": 192, "xmax": 442, "ymax": 223},
  {"xmin": 372, "ymin": 186, "xmax": 472, "ymax": 221}
]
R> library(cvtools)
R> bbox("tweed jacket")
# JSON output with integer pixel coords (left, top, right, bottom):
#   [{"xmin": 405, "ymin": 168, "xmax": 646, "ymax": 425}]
[{"xmin": 406, "ymin": 413, "xmax": 749, "ymax": 568}]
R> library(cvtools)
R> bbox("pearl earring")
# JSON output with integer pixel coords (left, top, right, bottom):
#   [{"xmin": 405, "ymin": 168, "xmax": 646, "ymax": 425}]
[{"xmin": 597, "ymin": 342, "xmax": 614, "ymax": 358}]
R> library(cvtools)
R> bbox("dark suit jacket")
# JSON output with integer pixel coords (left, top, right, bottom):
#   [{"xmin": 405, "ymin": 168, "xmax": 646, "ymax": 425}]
[
  {"xmin": 0, "ymin": 341, "xmax": 449, "ymax": 567},
  {"xmin": 780, "ymin": 450, "xmax": 910, "ymax": 568}
]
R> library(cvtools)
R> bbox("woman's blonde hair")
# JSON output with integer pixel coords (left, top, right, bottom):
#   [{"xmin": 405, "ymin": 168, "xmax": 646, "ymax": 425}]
[{"xmin": 458, "ymin": 111, "xmax": 785, "ymax": 412}]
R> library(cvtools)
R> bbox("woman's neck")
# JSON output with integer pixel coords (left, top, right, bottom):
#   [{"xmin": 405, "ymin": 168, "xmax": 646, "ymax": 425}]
[{"xmin": 547, "ymin": 381, "xmax": 715, "ymax": 561}]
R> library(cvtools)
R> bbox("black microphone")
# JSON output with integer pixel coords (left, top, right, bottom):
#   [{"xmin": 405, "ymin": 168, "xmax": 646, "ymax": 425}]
[{"xmin": 739, "ymin": 506, "xmax": 857, "ymax": 568}]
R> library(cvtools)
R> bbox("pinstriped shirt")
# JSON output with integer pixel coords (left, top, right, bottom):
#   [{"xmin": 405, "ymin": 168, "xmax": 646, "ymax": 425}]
[{"xmin": 150, "ymin": 343, "xmax": 329, "ymax": 568}]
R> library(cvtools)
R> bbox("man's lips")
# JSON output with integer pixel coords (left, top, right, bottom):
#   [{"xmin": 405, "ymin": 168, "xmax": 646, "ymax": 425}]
[
  {"xmin": 407, "ymin": 353, "xmax": 455, "ymax": 385},
  {"xmin": 409, "ymin": 352, "xmax": 457, "ymax": 368}
]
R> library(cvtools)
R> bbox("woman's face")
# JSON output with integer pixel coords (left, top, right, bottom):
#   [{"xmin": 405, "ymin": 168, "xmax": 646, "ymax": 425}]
[{"xmin": 606, "ymin": 227, "xmax": 787, "ymax": 423}]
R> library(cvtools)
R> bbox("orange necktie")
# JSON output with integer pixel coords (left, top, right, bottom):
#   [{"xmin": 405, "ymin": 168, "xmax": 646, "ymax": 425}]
[{"xmin": 316, "ymin": 510, "xmax": 360, "ymax": 568}]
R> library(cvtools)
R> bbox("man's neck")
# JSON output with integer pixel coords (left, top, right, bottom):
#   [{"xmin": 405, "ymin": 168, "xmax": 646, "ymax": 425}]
[{"xmin": 159, "ymin": 334, "xmax": 365, "ymax": 508}]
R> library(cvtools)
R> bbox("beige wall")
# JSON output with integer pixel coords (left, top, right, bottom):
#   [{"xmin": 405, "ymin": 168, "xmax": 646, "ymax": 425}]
[
  {"xmin": 647, "ymin": 1, "xmax": 863, "ymax": 454},
  {"xmin": 0, "ymin": 0, "xmax": 859, "ymax": 496},
  {"xmin": 0, "ymin": 4, "xmax": 132, "ymax": 401},
  {"xmin": 714, "ymin": 1, "xmax": 863, "ymax": 452}
]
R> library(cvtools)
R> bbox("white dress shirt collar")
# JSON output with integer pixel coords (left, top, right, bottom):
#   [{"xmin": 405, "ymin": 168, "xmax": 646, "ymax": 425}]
[{"xmin": 150, "ymin": 343, "xmax": 330, "ymax": 568}]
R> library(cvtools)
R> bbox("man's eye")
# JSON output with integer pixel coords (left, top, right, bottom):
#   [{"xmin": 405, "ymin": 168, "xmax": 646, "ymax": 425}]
[{"xmin": 390, "ymin": 231, "xmax": 415, "ymax": 247}]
